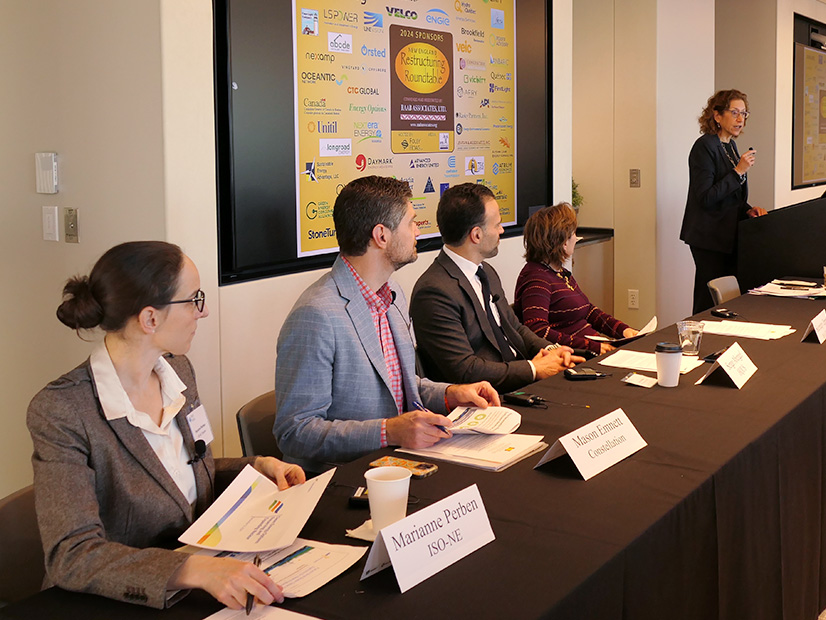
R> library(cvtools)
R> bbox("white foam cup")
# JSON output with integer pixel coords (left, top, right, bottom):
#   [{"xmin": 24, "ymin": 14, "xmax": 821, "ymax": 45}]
[{"xmin": 364, "ymin": 466, "xmax": 411, "ymax": 533}]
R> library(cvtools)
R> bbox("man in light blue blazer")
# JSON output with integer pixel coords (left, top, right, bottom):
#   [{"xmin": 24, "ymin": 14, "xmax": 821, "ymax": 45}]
[{"xmin": 275, "ymin": 176, "xmax": 500, "ymax": 473}]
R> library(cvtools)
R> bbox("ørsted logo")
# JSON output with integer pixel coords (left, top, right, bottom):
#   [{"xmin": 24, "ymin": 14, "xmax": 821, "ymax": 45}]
[
  {"xmin": 387, "ymin": 6, "xmax": 418, "ymax": 20},
  {"xmin": 361, "ymin": 44, "xmax": 387, "ymax": 58},
  {"xmin": 426, "ymin": 8, "xmax": 450, "ymax": 26},
  {"xmin": 328, "ymin": 32, "xmax": 353, "ymax": 54}
]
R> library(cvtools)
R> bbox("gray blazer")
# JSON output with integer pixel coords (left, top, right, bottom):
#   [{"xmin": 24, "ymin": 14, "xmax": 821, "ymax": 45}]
[
  {"xmin": 274, "ymin": 256, "xmax": 449, "ymax": 473},
  {"xmin": 410, "ymin": 249, "xmax": 552, "ymax": 392},
  {"xmin": 27, "ymin": 355, "xmax": 251, "ymax": 609}
]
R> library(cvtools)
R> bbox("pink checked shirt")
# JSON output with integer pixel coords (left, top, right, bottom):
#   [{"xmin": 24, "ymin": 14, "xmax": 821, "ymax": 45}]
[{"xmin": 341, "ymin": 258, "xmax": 405, "ymax": 431}]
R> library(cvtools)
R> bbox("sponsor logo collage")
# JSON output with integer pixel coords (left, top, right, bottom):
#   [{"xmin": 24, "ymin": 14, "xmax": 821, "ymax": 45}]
[{"xmin": 296, "ymin": 1, "xmax": 514, "ymax": 256}]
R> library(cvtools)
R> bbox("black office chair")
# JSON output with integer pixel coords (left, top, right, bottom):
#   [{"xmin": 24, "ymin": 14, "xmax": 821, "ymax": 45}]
[
  {"xmin": 236, "ymin": 391, "xmax": 283, "ymax": 458},
  {"xmin": 0, "ymin": 485, "xmax": 45, "ymax": 604}
]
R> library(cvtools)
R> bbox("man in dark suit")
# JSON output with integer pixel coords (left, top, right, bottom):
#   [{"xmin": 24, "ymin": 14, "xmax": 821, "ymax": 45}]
[{"xmin": 410, "ymin": 183, "xmax": 583, "ymax": 393}]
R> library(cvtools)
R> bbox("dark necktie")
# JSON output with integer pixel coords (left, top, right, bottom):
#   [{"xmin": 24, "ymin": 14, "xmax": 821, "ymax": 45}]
[{"xmin": 476, "ymin": 266, "xmax": 516, "ymax": 362}]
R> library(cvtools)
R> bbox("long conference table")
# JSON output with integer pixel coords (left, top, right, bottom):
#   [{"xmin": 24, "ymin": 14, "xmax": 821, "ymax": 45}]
[{"xmin": 4, "ymin": 292, "xmax": 826, "ymax": 620}]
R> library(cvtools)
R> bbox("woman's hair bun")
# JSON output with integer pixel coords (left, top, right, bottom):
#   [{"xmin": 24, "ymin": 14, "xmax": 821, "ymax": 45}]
[{"xmin": 56, "ymin": 275, "xmax": 104, "ymax": 330}]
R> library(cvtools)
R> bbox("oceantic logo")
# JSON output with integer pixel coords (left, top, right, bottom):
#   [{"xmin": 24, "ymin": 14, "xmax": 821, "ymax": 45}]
[{"xmin": 328, "ymin": 32, "xmax": 353, "ymax": 54}]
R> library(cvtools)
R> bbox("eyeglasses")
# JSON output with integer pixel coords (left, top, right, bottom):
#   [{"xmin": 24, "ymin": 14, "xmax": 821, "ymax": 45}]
[
  {"xmin": 726, "ymin": 108, "xmax": 750, "ymax": 120},
  {"xmin": 164, "ymin": 289, "xmax": 206, "ymax": 313}
]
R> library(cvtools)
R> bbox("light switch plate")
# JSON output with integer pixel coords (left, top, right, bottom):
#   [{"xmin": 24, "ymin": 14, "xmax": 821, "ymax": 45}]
[{"xmin": 64, "ymin": 207, "xmax": 79, "ymax": 243}]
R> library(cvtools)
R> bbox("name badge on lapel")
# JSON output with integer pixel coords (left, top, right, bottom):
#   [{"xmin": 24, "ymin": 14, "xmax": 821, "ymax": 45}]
[{"xmin": 186, "ymin": 404, "xmax": 214, "ymax": 445}]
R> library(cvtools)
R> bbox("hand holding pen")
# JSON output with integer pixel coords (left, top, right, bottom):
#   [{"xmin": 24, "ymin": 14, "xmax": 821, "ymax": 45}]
[
  {"xmin": 384, "ymin": 401, "xmax": 452, "ymax": 449},
  {"xmin": 245, "ymin": 555, "xmax": 261, "ymax": 615}
]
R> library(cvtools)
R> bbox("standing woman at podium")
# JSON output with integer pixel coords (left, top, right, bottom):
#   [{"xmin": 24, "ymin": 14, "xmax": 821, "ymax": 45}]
[
  {"xmin": 680, "ymin": 89, "xmax": 767, "ymax": 314},
  {"xmin": 27, "ymin": 241, "xmax": 305, "ymax": 609}
]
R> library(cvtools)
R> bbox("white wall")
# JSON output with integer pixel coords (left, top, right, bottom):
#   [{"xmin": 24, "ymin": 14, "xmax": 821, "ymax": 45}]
[
  {"xmin": 0, "ymin": 0, "xmax": 166, "ymax": 497},
  {"xmin": 574, "ymin": 0, "xmax": 661, "ymax": 326},
  {"xmin": 656, "ymin": 0, "xmax": 715, "ymax": 324}
]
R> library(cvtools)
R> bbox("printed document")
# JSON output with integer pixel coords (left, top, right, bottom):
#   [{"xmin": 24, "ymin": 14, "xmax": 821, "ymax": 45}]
[
  {"xmin": 179, "ymin": 466, "xmax": 334, "ymax": 552},
  {"xmin": 398, "ymin": 433, "xmax": 546, "ymax": 472},
  {"xmin": 599, "ymin": 350, "xmax": 704, "ymax": 374},
  {"xmin": 194, "ymin": 538, "xmax": 365, "ymax": 598},
  {"xmin": 586, "ymin": 315, "xmax": 657, "ymax": 345},
  {"xmin": 447, "ymin": 405, "xmax": 521, "ymax": 434},
  {"xmin": 700, "ymin": 320, "xmax": 795, "ymax": 340}
]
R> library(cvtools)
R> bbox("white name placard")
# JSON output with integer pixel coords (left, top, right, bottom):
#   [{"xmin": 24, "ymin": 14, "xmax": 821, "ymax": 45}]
[
  {"xmin": 694, "ymin": 341, "xmax": 756, "ymax": 389},
  {"xmin": 534, "ymin": 408, "xmax": 647, "ymax": 481},
  {"xmin": 360, "ymin": 484, "xmax": 494, "ymax": 593},
  {"xmin": 800, "ymin": 309, "xmax": 826, "ymax": 344}
]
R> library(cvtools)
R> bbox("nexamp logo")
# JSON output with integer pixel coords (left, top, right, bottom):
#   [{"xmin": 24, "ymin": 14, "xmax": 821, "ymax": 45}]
[
  {"xmin": 426, "ymin": 8, "xmax": 450, "ymax": 26},
  {"xmin": 328, "ymin": 32, "xmax": 353, "ymax": 54}
]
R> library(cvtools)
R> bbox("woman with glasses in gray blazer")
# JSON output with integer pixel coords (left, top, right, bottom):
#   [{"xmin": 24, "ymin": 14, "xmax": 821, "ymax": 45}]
[{"xmin": 27, "ymin": 241, "xmax": 305, "ymax": 609}]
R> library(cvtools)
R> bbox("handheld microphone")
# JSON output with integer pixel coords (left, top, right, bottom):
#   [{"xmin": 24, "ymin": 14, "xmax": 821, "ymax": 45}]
[
  {"xmin": 188, "ymin": 439, "xmax": 207, "ymax": 465},
  {"xmin": 491, "ymin": 293, "xmax": 500, "ymax": 303}
]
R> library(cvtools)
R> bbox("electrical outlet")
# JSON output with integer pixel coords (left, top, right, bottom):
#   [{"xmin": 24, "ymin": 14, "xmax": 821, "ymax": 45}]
[
  {"xmin": 630, "ymin": 168, "xmax": 641, "ymax": 188},
  {"xmin": 628, "ymin": 289, "xmax": 639, "ymax": 309}
]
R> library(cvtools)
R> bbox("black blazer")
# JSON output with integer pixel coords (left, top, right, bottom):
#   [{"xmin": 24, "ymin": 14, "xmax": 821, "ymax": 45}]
[
  {"xmin": 410, "ymin": 249, "xmax": 551, "ymax": 392},
  {"xmin": 680, "ymin": 133, "xmax": 751, "ymax": 253}
]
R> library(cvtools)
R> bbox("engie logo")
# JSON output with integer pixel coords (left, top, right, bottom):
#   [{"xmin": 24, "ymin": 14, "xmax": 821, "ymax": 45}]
[
  {"xmin": 328, "ymin": 32, "xmax": 353, "ymax": 54},
  {"xmin": 426, "ymin": 8, "xmax": 450, "ymax": 26}
]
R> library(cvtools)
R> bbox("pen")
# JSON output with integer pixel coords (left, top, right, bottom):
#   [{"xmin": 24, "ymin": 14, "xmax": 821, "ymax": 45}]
[
  {"xmin": 246, "ymin": 554, "xmax": 261, "ymax": 616},
  {"xmin": 412, "ymin": 400, "xmax": 449, "ymax": 435}
]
